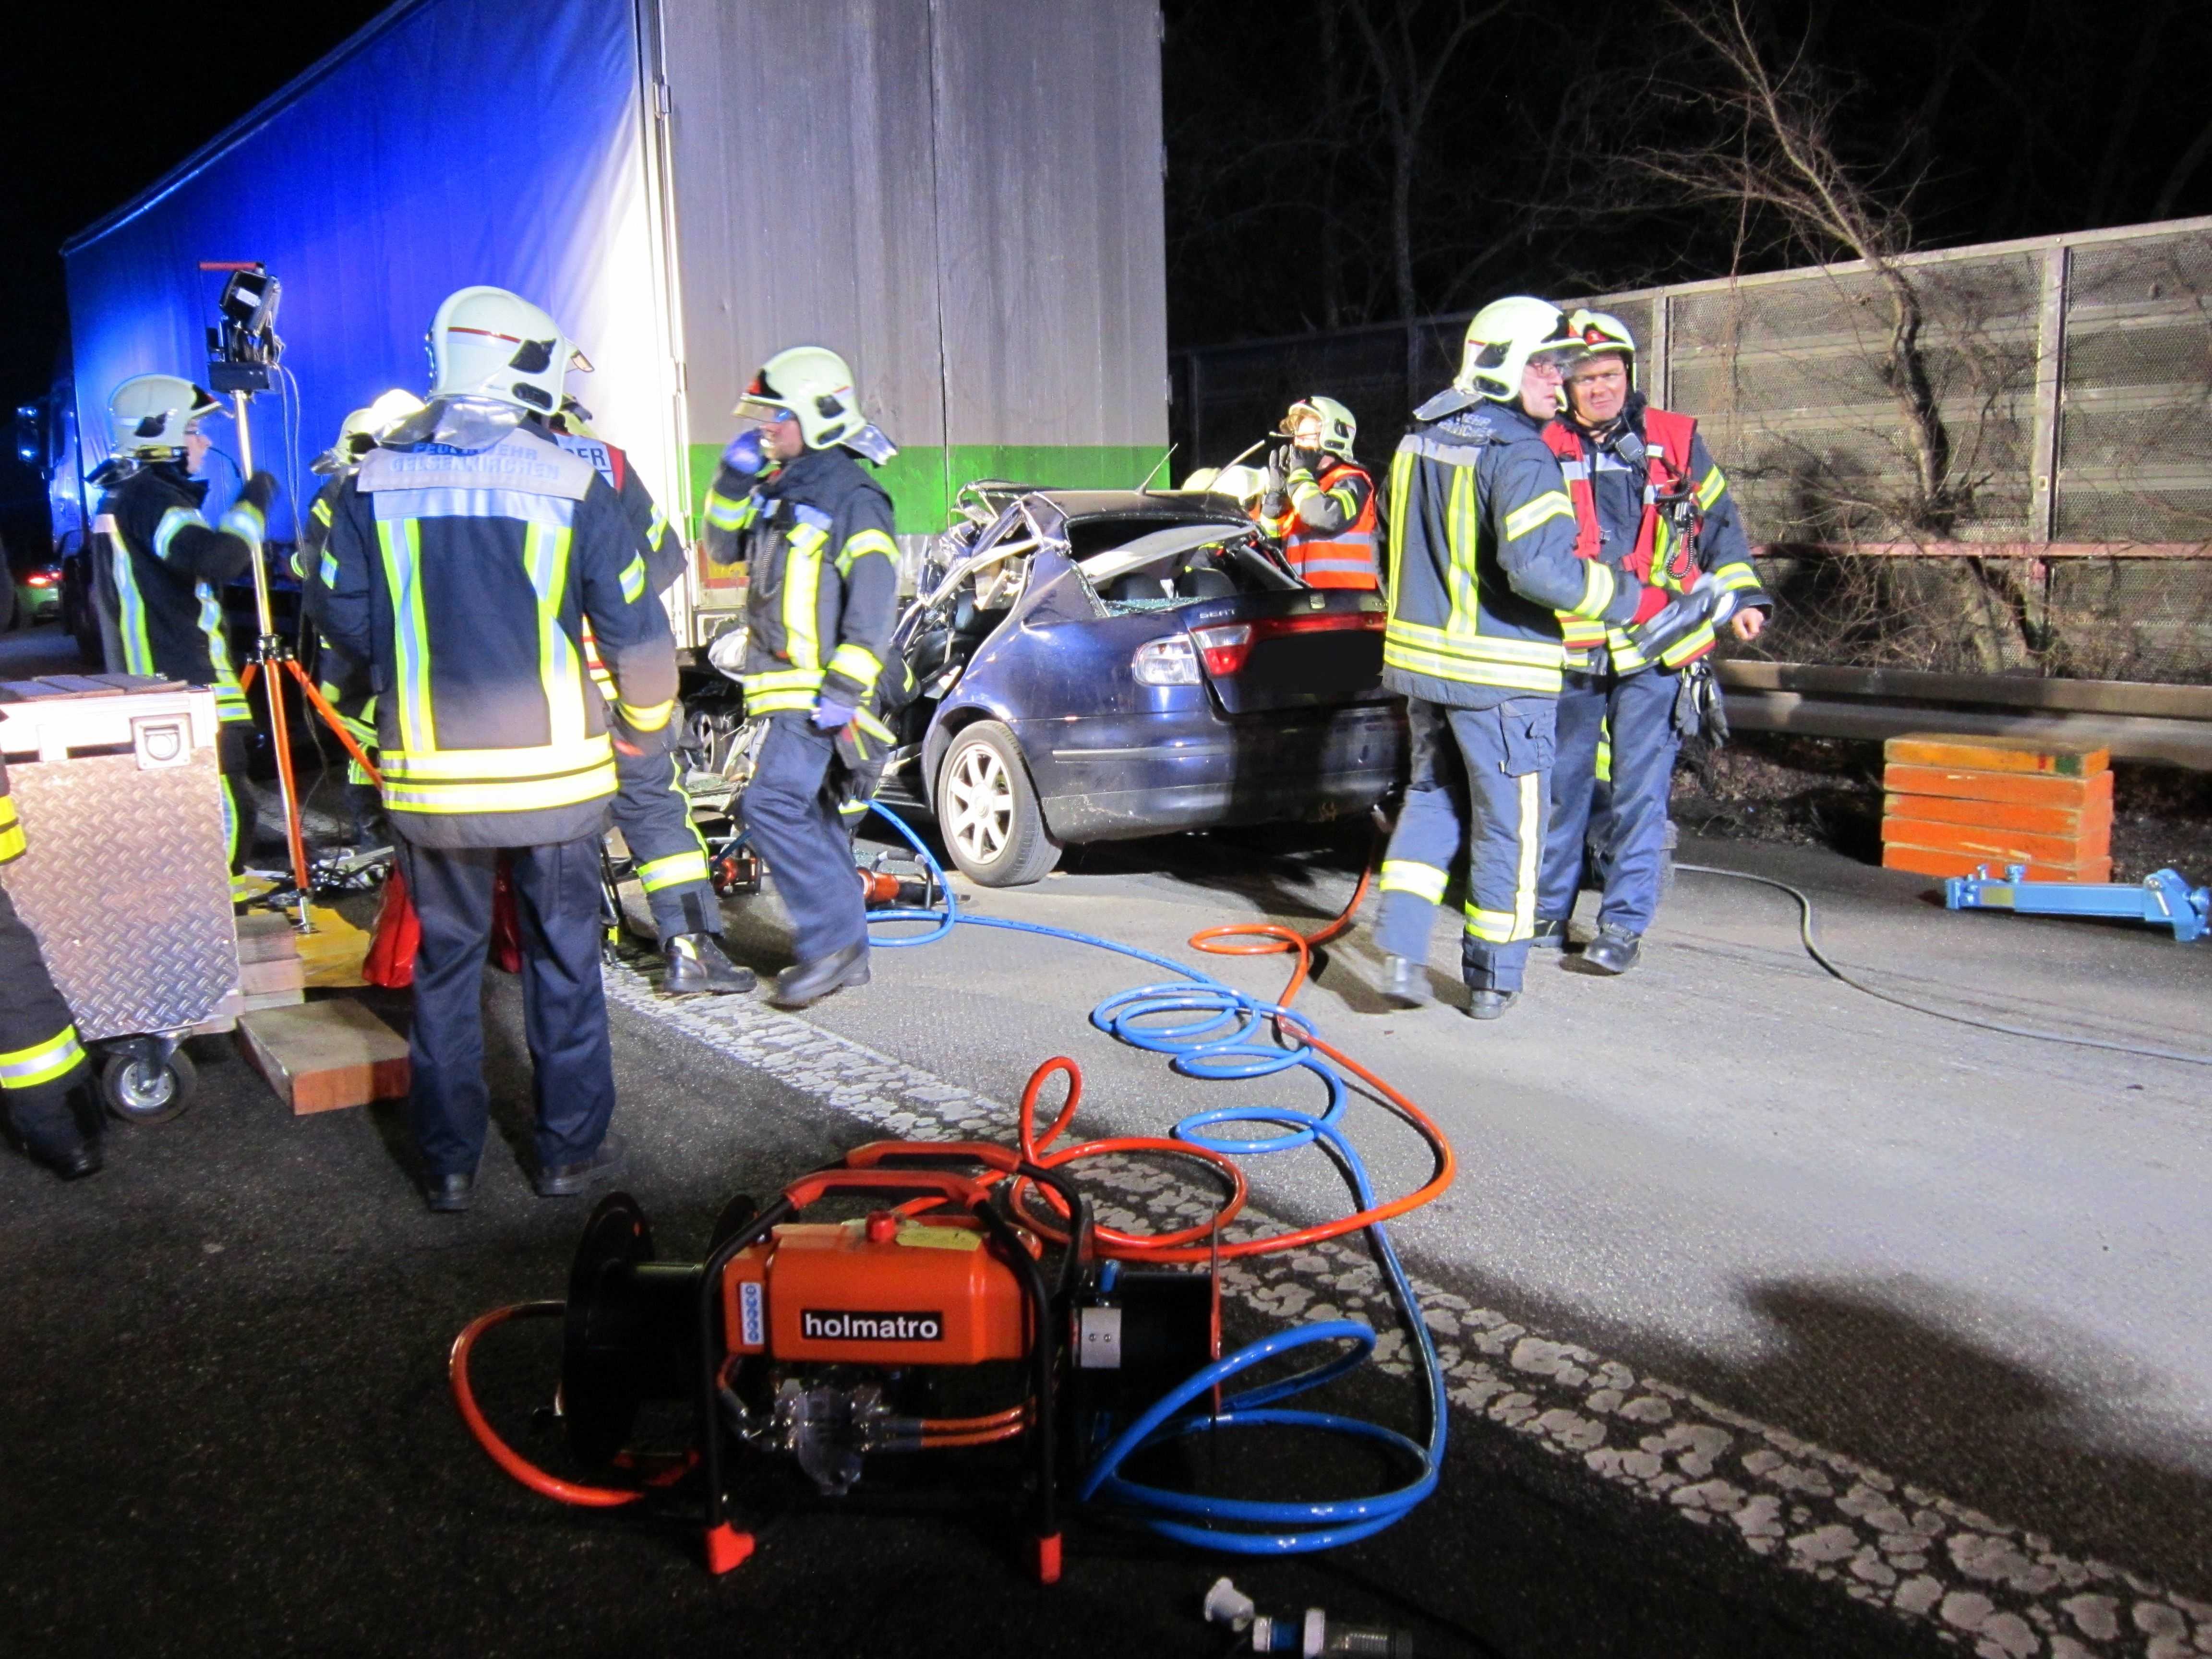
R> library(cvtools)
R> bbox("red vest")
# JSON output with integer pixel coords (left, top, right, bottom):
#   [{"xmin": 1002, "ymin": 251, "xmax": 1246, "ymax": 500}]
[
  {"xmin": 1543, "ymin": 409, "xmax": 1712, "ymax": 666},
  {"xmin": 1279, "ymin": 459, "xmax": 1380, "ymax": 590}
]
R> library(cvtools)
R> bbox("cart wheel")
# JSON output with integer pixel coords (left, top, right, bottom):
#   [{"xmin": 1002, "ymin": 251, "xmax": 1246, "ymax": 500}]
[{"xmin": 101, "ymin": 1048, "xmax": 197, "ymax": 1124}]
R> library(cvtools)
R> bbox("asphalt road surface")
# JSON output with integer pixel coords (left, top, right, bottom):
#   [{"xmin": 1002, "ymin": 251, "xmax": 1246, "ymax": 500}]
[{"xmin": 3, "ymin": 623, "xmax": 2205, "ymax": 1656}]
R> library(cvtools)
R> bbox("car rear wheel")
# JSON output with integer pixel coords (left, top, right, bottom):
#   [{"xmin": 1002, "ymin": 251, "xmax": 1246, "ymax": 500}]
[{"xmin": 936, "ymin": 721, "xmax": 1060, "ymax": 887}]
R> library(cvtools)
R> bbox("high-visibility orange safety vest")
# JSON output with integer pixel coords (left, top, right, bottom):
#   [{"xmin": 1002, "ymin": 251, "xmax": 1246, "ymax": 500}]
[
  {"xmin": 1543, "ymin": 409, "xmax": 1709, "ymax": 669},
  {"xmin": 1278, "ymin": 459, "xmax": 1380, "ymax": 590}
]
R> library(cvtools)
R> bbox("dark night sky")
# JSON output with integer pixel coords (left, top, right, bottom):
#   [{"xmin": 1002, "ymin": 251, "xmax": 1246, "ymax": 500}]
[{"xmin": 5, "ymin": 0, "xmax": 2208, "ymax": 487}]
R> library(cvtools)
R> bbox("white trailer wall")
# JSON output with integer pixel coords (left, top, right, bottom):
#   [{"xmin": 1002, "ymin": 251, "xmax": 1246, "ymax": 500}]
[{"xmin": 660, "ymin": 0, "xmax": 1170, "ymax": 538}]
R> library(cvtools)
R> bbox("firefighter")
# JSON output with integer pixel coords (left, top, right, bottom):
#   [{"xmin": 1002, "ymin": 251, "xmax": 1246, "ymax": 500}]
[
  {"xmin": 549, "ymin": 397, "xmax": 749, "ymax": 995},
  {"xmin": 1372, "ymin": 297, "xmax": 1668, "ymax": 1019},
  {"xmin": 1258, "ymin": 396, "xmax": 1381, "ymax": 590},
  {"xmin": 298, "ymin": 391, "xmax": 423, "ymax": 846},
  {"xmin": 319, "ymin": 286, "xmax": 680, "ymax": 1212},
  {"xmin": 1534, "ymin": 310, "xmax": 1772, "ymax": 974},
  {"xmin": 0, "ymin": 765, "xmax": 98, "ymax": 1179},
  {"xmin": 699, "ymin": 346, "xmax": 900, "ymax": 1010},
  {"xmin": 93, "ymin": 375, "xmax": 278, "ymax": 871}
]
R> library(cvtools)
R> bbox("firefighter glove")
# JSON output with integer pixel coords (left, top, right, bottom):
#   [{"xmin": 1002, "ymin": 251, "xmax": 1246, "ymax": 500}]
[
  {"xmin": 720, "ymin": 428, "xmax": 767, "ymax": 479},
  {"xmin": 811, "ymin": 697, "xmax": 857, "ymax": 732}
]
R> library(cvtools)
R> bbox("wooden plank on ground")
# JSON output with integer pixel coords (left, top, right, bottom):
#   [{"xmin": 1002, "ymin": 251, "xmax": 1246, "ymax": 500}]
[
  {"xmin": 237, "ymin": 999, "xmax": 409, "ymax": 1115},
  {"xmin": 1881, "ymin": 842, "xmax": 2113, "ymax": 884},
  {"xmin": 1885, "ymin": 733, "xmax": 2110, "ymax": 777}
]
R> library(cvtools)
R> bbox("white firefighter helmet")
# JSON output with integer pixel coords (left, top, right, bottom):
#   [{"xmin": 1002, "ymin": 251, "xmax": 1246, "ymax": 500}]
[
  {"xmin": 1455, "ymin": 296, "xmax": 1581, "ymax": 403},
  {"xmin": 1565, "ymin": 308, "xmax": 1638, "ymax": 389},
  {"xmin": 108, "ymin": 374, "xmax": 220, "ymax": 457},
  {"xmin": 734, "ymin": 346, "xmax": 864, "ymax": 450},
  {"xmin": 317, "ymin": 389, "xmax": 427, "ymax": 473},
  {"xmin": 1286, "ymin": 395, "xmax": 1357, "ymax": 459},
  {"xmin": 427, "ymin": 286, "xmax": 592, "ymax": 414}
]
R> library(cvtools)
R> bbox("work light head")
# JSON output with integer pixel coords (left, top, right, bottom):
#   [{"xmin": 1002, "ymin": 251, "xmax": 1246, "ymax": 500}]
[
  {"xmin": 427, "ymin": 286, "xmax": 592, "ymax": 414},
  {"xmin": 108, "ymin": 374, "xmax": 221, "ymax": 458}
]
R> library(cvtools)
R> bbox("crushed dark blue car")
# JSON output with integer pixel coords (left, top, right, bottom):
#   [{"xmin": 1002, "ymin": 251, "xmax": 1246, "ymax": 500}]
[{"xmin": 873, "ymin": 482, "xmax": 1405, "ymax": 886}]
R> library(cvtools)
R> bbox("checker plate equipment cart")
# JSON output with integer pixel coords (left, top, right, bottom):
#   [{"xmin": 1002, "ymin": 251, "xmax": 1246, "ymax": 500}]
[
  {"xmin": 0, "ymin": 674, "xmax": 240, "ymax": 1120},
  {"xmin": 1945, "ymin": 862, "xmax": 2210, "ymax": 943}
]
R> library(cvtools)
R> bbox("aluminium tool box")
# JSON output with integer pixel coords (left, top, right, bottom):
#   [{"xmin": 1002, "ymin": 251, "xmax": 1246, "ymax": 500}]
[{"xmin": 0, "ymin": 674, "xmax": 240, "ymax": 1120}]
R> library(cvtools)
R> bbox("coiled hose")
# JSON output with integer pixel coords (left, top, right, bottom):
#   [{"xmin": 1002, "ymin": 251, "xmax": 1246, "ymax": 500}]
[{"xmin": 861, "ymin": 803, "xmax": 1450, "ymax": 1553}]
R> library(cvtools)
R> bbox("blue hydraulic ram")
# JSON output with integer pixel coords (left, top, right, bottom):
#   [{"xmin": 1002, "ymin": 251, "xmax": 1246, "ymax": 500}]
[{"xmin": 1944, "ymin": 864, "xmax": 2210, "ymax": 943}]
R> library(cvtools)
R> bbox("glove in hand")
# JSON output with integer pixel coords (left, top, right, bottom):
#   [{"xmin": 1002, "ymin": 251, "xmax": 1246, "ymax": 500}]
[
  {"xmin": 811, "ymin": 698, "xmax": 856, "ymax": 732},
  {"xmin": 720, "ymin": 429, "xmax": 766, "ymax": 478},
  {"xmin": 240, "ymin": 470, "xmax": 278, "ymax": 513}
]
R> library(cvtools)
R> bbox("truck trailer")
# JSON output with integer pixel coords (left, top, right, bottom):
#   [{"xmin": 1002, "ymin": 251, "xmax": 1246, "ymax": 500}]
[{"xmin": 60, "ymin": 0, "xmax": 1170, "ymax": 649}]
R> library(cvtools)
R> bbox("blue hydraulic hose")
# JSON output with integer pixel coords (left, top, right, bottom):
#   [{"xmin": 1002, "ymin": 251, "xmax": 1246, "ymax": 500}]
[{"xmin": 857, "ymin": 801, "xmax": 1448, "ymax": 1553}]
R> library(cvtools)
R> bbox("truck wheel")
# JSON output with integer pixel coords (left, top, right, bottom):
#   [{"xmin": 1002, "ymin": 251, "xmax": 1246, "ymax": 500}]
[
  {"xmin": 936, "ymin": 721, "xmax": 1060, "ymax": 887},
  {"xmin": 101, "ymin": 1048, "xmax": 197, "ymax": 1124}
]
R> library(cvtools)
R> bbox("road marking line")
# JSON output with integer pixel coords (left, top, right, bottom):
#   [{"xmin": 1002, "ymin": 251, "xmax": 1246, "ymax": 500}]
[{"xmin": 606, "ymin": 962, "xmax": 2203, "ymax": 1656}]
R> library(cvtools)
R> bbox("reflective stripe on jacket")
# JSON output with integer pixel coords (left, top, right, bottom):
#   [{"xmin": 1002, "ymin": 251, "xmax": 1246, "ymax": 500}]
[
  {"xmin": 319, "ymin": 420, "xmax": 679, "ymax": 849},
  {"xmin": 1381, "ymin": 399, "xmax": 1648, "ymax": 705},
  {"xmin": 1543, "ymin": 397, "xmax": 1770, "ymax": 672},
  {"xmin": 0, "ymin": 761, "xmax": 24, "ymax": 865},
  {"xmin": 1274, "ymin": 458, "xmax": 1380, "ymax": 589},
  {"xmin": 700, "ymin": 446, "xmax": 900, "ymax": 719}
]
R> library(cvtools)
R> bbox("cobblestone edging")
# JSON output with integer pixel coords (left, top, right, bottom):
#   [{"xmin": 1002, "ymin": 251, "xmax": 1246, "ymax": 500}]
[{"xmin": 606, "ymin": 963, "xmax": 2207, "ymax": 1659}]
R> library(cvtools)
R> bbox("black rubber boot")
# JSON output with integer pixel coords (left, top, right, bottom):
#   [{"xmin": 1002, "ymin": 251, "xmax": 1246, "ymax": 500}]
[
  {"xmin": 535, "ymin": 1134, "xmax": 625, "ymax": 1199},
  {"xmin": 663, "ymin": 932, "xmax": 756, "ymax": 996},
  {"xmin": 1530, "ymin": 918, "xmax": 1567, "ymax": 949},
  {"xmin": 1578, "ymin": 926, "xmax": 1641, "ymax": 975},
  {"xmin": 1464, "ymin": 989, "xmax": 1520, "ymax": 1021},
  {"xmin": 423, "ymin": 1170, "xmax": 474, "ymax": 1213},
  {"xmin": 769, "ymin": 941, "xmax": 871, "ymax": 1010}
]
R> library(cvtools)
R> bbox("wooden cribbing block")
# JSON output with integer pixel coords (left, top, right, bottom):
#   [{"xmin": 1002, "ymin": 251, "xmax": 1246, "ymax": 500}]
[
  {"xmin": 237, "ymin": 999, "xmax": 410, "ymax": 1115},
  {"xmin": 1882, "ymin": 763, "xmax": 2112, "ymax": 811},
  {"xmin": 1879, "ymin": 813, "xmax": 2108, "ymax": 866},
  {"xmin": 240, "ymin": 956, "xmax": 307, "ymax": 997},
  {"xmin": 1884, "ymin": 733, "xmax": 2110, "ymax": 778},
  {"xmin": 1880, "ymin": 842, "xmax": 2112, "ymax": 884},
  {"xmin": 1880, "ymin": 789, "xmax": 2112, "ymax": 838},
  {"xmin": 235, "ymin": 912, "xmax": 302, "ymax": 965}
]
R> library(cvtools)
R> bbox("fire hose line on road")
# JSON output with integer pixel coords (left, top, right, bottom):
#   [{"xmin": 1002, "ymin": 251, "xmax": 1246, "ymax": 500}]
[{"xmin": 453, "ymin": 802, "xmax": 1455, "ymax": 1555}]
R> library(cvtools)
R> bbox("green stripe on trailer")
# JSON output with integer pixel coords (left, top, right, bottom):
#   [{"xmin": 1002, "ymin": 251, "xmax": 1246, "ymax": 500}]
[{"xmin": 687, "ymin": 444, "xmax": 1172, "ymax": 537}]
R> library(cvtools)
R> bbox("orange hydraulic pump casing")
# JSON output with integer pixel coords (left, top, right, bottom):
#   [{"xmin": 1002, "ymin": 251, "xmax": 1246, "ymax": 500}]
[{"xmin": 720, "ymin": 1215, "xmax": 1029, "ymax": 1366}]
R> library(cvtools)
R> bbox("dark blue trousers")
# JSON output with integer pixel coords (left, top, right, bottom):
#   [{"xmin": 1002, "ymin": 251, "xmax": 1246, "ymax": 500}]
[
  {"xmin": 613, "ymin": 745, "xmax": 718, "ymax": 946},
  {"xmin": 1375, "ymin": 696, "xmax": 1555, "ymax": 993},
  {"xmin": 1539, "ymin": 666, "xmax": 1679, "ymax": 936},
  {"xmin": 740, "ymin": 712, "xmax": 865, "ymax": 962},
  {"xmin": 391, "ymin": 832, "xmax": 614, "ymax": 1179}
]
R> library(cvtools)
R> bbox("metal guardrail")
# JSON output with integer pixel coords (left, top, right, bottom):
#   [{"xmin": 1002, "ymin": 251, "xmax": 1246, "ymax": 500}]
[{"xmin": 1716, "ymin": 661, "xmax": 2212, "ymax": 769}]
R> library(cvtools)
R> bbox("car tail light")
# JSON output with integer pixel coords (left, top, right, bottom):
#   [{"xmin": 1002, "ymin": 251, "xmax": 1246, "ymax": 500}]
[
  {"xmin": 1187, "ymin": 608, "xmax": 1384, "ymax": 677},
  {"xmin": 24, "ymin": 568, "xmax": 59, "ymax": 588},
  {"xmin": 1189, "ymin": 623, "xmax": 1253, "ymax": 676},
  {"xmin": 1131, "ymin": 636, "xmax": 1201, "ymax": 685}
]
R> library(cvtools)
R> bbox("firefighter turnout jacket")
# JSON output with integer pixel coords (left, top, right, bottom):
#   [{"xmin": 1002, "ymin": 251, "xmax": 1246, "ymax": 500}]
[
  {"xmin": 700, "ymin": 445, "xmax": 900, "ymax": 717},
  {"xmin": 96, "ymin": 461, "xmax": 268, "ymax": 724},
  {"xmin": 1263, "ymin": 457, "xmax": 1381, "ymax": 589},
  {"xmin": 296, "ymin": 478, "xmax": 379, "ymax": 775},
  {"xmin": 317, "ymin": 420, "xmax": 680, "ymax": 848},
  {"xmin": 1542, "ymin": 393, "xmax": 1769, "ymax": 672},
  {"xmin": 0, "ymin": 759, "xmax": 90, "ymax": 1104},
  {"xmin": 1382, "ymin": 399, "xmax": 1651, "ymax": 705},
  {"xmin": 554, "ymin": 429, "xmax": 684, "ymax": 596}
]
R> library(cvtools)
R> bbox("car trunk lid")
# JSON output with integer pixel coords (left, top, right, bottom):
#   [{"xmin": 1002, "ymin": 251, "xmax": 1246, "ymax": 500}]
[{"xmin": 1179, "ymin": 589, "xmax": 1389, "ymax": 715}]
